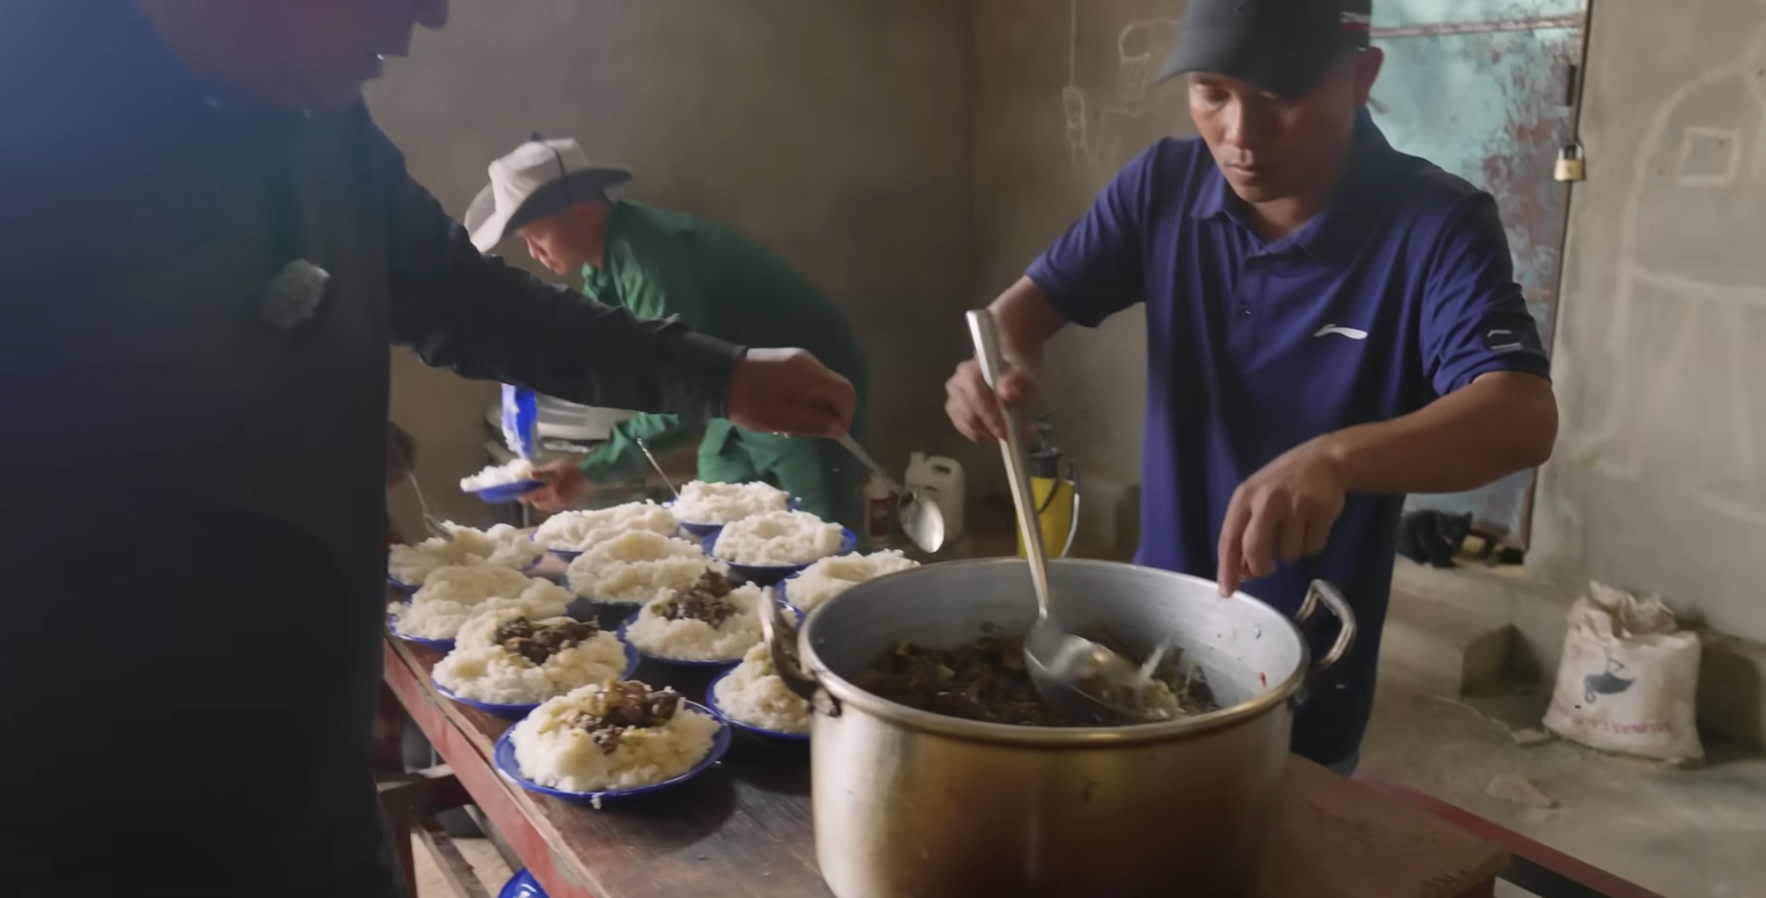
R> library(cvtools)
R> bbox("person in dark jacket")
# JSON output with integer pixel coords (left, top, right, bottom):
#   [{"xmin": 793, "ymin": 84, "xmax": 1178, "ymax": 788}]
[{"xmin": 0, "ymin": 2, "xmax": 854, "ymax": 896}]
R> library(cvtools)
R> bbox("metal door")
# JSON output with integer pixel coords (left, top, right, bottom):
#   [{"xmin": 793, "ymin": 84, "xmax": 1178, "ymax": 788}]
[{"xmin": 1371, "ymin": 0, "xmax": 1590, "ymax": 547}]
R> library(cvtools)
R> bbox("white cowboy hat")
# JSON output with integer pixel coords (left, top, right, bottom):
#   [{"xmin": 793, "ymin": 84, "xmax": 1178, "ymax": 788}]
[{"xmin": 466, "ymin": 135, "xmax": 632, "ymax": 252}]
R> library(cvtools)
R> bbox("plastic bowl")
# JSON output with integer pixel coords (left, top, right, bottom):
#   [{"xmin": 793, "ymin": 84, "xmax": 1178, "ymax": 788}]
[
  {"xmin": 433, "ymin": 641, "xmax": 641, "ymax": 719},
  {"xmin": 387, "ymin": 613, "xmax": 455, "ymax": 653},
  {"xmin": 387, "ymin": 555, "xmax": 543, "ymax": 594},
  {"xmin": 492, "ymin": 704, "xmax": 732, "ymax": 806},
  {"xmin": 774, "ymin": 576, "xmax": 813, "ymax": 620},
  {"xmin": 668, "ymin": 496, "xmax": 801, "ymax": 539},
  {"xmin": 615, "ymin": 613, "xmax": 745, "ymax": 669},
  {"xmin": 468, "ymin": 479, "xmax": 546, "ymax": 504},
  {"xmin": 703, "ymin": 667, "xmax": 811, "ymax": 743},
  {"xmin": 701, "ymin": 528, "xmax": 857, "ymax": 587},
  {"xmin": 499, "ymin": 870, "xmax": 545, "ymax": 898}
]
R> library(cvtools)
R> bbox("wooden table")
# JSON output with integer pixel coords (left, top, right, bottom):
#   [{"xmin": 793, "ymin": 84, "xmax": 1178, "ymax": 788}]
[{"xmin": 380, "ymin": 634, "xmax": 1507, "ymax": 898}]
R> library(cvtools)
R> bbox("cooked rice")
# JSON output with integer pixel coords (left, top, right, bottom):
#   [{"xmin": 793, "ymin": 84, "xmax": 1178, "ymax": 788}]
[
  {"xmin": 510, "ymin": 682, "xmax": 722, "ymax": 792},
  {"xmin": 565, "ymin": 531, "xmax": 726, "ymax": 605},
  {"xmin": 713, "ymin": 510, "xmax": 844, "ymax": 566},
  {"xmin": 784, "ymin": 550, "xmax": 922, "ymax": 612},
  {"xmin": 670, "ymin": 480, "xmax": 789, "ymax": 524},
  {"xmin": 387, "ymin": 522, "xmax": 544, "ymax": 586},
  {"xmin": 624, "ymin": 583, "xmax": 763, "ymax": 661},
  {"xmin": 390, "ymin": 565, "xmax": 572, "ymax": 640},
  {"xmin": 713, "ymin": 643, "xmax": 813, "ymax": 733},
  {"xmin": 460, "ymin": 458, "xmax": 535, "ymax": 491},
  {"xmin": 433, "ymin": 608, "xmax": 629, "ymax": 705},
  {"xmin": 534, "ymin": 502, "xmax": 679, "ymax": 552}
]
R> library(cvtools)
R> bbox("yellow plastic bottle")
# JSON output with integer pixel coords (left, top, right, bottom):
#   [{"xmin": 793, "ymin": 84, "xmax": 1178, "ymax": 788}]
[{"xmin": 1017, "ymin": 419, "xmax": 1080, "ymax": 559}]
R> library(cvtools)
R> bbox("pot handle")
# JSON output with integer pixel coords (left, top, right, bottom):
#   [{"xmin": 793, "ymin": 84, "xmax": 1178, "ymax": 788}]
[
  {"xmin": 761, "ymin": 587, "xmax": 821, "ymax": 703},
  {"xmin": 1294, "ymin": 580, "xmax": 1357, "ymax": 681}
]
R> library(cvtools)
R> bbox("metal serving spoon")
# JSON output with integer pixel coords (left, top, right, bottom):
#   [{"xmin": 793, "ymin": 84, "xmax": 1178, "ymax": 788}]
[
  {"xmin": 834, "ymin": 434, "xmax": 946, "ymax": 553},
  {"xmin": 966, "ymin": 309, "xmax": 1157, "ymax": 724},
  {"xmin": 634, "ymin": 437, "xmax": 681, "ymax": 499}
]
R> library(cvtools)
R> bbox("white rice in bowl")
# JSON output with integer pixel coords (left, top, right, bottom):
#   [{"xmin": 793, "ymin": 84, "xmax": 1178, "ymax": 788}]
[
  {"xmin": 670, "ymin": 480, "xmax": 789, "ymax": 525},
  {"xmin": 624, "ymin": 575, "xmax": 763, "ymax": 662},
  {"xmin": 390, "ymin": 566, "xmax": 573, "ymax": 640},
  {"xmin": 566, "ymin": 531, "xmax": 726, "ymax": 605},
  {"xmin": 713, "ymin": 643, "xmax": 812, "ymax": 734},
  {"xmin": 388, "ymin": 522, "xmax": 545, "ymax": 586},
  {"xmin": 460, "ymin": 458, "xmax": 536, "ymax": 491},
  {"xmin": 510, "ymin": 681, "xmax": 722, "ymax": 793},
  {"xmin": 713, "ymin": 510, "xmax": 844, "ymax": 567},
  {"xmin": 785, "ymin": 550, "xmax": 922, "ymax": 612},
  {"xmin": 534, "ymin": 502, "xmax": 679, "ymax": 553},
  {"xmin": 433, "ymin": 608, "xmax": 629, "ymax": 705}
]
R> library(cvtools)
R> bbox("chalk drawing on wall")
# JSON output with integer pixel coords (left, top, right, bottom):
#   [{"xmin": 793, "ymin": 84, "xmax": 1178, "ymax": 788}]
[
  {"xmin": 1574, "ymin": 9, "xmax": 1766, "ymax": 527},
  {"xmin": 1061, "ymin": 0, "xmax": 1182, "ymax": 173}
]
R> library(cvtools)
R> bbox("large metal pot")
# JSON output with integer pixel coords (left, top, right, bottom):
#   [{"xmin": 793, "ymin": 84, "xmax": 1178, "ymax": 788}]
[{"xmin": 769, "ymin": 557, "xmax": 1354, "ymax": 898}]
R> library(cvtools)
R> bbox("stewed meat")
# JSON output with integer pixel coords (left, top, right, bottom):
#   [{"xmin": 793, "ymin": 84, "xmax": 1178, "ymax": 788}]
[
  {"xmin": 657, "ymin": 570, "xmax": 740, "ymax": 628},
  {"xmin": 564, "ymin": 681, "xmax": 684, "ymax": 754},
  {"xmin": 494, "ymin": 617, "xmax": 599, "ymax": 666}
]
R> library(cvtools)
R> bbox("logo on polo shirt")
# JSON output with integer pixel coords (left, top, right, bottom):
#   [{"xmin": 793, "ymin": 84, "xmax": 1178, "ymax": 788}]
[{"xmin": 1313, "ymin": 324, "xmax": 1369, "ymax": 341}]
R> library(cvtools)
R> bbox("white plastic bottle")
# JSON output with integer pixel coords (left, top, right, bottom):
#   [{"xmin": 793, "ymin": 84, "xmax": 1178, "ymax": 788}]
[{"xmin": 863, "ymin": 473, "xmax": 893, "ymax": 549}]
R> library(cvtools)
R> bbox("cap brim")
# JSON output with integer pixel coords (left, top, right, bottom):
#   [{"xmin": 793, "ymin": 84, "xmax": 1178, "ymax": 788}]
[
  {"xmin": 1156, "ymin": 27, "xmax": 1336, "ymax": 98},
  {"xmin": 466, "ymin": 168, "xmax": 634, "ymax": 252}
]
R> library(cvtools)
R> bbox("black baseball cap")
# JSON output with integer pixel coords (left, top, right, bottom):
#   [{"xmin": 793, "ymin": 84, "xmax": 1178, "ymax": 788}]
[{"xmin": 1157, "ymin": 0, "xmax": 1373, "ymax": 97}]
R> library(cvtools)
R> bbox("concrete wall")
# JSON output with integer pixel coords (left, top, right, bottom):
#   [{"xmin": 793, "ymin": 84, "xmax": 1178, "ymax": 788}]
[
  {"xmin": 972, "ymin": 0, "xmax": 1191, "ymax": 551},
  {"xmin": 365, "ymin": 0, "xmax": 978, "ymax": 533},
  {"xmin": 1530, "ymin": 0, "xmax": 1766, "ymax": 645}
]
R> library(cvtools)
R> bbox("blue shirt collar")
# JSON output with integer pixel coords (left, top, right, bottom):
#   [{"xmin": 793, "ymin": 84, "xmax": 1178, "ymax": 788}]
[{"xmin": 1191, "ymin": 109, "xmax": 1392, "ymax": 262}]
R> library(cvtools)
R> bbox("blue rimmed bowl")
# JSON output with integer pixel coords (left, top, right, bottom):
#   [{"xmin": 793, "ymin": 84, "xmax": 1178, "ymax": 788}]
[
  {"xmin": 702, "ymin": 667, "xmax": 811, "ymax": 743},
  {"xmin": 615, "ymin": 612, "xmax": 746, "ymax": 669},
  {"xmin": 498, "ymin": 870, "xmax": 545, "ymax": 898},
  {"xmin": 668, "ymin": 496, "xmax": 801, "ymax": 540},
  {"xmin": 433, "ymin": 640, "xmax": 641, "ymax": 719},
  {"xmin": 388, "ymin": 555, "xmax": 544, "ymax": 595},
  {"xmin": 701, "ymin": 528, "xmax": 857, "ymax": 587},
  {"xmin": 468, "ymin": 479, "xmax": 546, "ymax": 504},
  {"xmin": 492, "ymin": 705, "xmax": 732, "ymax": 806}
]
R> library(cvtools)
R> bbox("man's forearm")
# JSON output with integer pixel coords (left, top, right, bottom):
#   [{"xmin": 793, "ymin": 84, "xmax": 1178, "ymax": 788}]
[
  {"xmin": 1316, "ymin": 371, "xmax": 1558, "ymax": 495},
  {"xmin": 989, "ymin": 277, "xmax": 1071, "ymax": 369}
]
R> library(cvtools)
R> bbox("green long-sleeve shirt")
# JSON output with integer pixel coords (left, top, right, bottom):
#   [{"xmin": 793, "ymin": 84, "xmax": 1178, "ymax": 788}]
[{"xmin": 574, "ymin": 200, "xmax": 870, "ymax": 501}]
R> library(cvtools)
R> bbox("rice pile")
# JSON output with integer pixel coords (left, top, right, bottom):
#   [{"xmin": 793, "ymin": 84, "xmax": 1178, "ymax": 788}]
[
  {"xmin": 460, "ymin": 458, "xmax": 536, "ymax": 491},
  {"xmin": 391, "ymin": 565, "xmax": 572, "ymax": 640},
  {"xmin": 784, "ymin": 550, "xmax": 921, "ymax": 612},
  {"xmin": 565, "ymin": 531, "xmax": 725, "ymax": 605},
  {"xmin": 510, "ymin": 682, "xmax": 722, "ymax": 792},
  {"xmin": 534, "ymin": 502, "xmax": 679, "ymax": 553},
  {"xmin": 388, "ymin": 523, "xmax": 545, "ymax": 586},
  {"xmin": 713, "ymin": 510, "xmax": 844, "ymax": 566},
  {"xmin": 671, "ymin": 480, "xmax": 789, "ymax": 525},
  {"xmin": 625, "ymin": 583, "xmax": 764, "ymax": 662},
  {"xmin": 713, "ymin": 643, "xmax": 813, "ymax": 733},
  {"xmin": 433, "ymin": 608, "xmax": 629, "ymax": 705}
]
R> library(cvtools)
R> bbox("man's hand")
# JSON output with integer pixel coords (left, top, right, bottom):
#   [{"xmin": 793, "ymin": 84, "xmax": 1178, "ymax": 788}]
[
  {"xmin": 944, "ymin": 358, "xmax": 1039, "ymax": 443},
  {"xmin": 1216, "ymin": 439, "xmax": 1349, "ymax": 597},
  {"xmin": 725, "ymin": 348, "xmax": 855, "ymax": 437},
  {"xmin": 522, "ymin": 460, "xmax": 590, "ymax": 513}
]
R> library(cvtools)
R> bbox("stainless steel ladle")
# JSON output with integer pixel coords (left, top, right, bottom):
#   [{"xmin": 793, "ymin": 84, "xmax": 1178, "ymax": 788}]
[{"xmin": 834, "ymin": 434, "xmax": 946, "ymax": 554}]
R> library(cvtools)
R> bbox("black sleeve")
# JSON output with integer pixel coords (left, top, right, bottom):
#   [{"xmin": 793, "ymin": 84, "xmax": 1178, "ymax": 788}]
[{"xmin": 375, "ymin": 124, "xmax": 740, "ymax": 420}]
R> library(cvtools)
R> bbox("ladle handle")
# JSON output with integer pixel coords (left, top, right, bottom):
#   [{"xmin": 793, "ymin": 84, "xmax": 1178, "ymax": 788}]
[
  {"xmin": 634, "ymin": 438, "xmax": 680, "ymax": 499},
  {"xmin": 835, "ymin": 434, "xmax": 907, "ymax": 497},
  {"xmin": 966, "ymin": 309, "xmax": 1053, "ymax": 614}
]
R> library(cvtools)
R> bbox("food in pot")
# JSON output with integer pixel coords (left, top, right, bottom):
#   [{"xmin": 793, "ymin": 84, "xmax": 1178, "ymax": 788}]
[
  {"xmin": 510, "ymin": 680, "xmax": 721, "ymax": 792},
  {"xmin": 459, "ymin": 458, "xmax": 536, "ymax": 491},
  {"xmin": 533, "ymin": 501, "xmax": 680, "ymax": 553},
  {"xmin": 390, "ymin": 566, "xmax": 572, "ymax": 640},
  {"xmin": 388, "ymin": 522, "xmax": 544, "ymax": 586},
  {"xmin": 565, "ymin": 530, "xmax": 726, "ymax": 605},
  {"xmin": 713, "ymin": 510, "xmax": 844, "ymax": 567},
  {"xmin": 853, "ymin": 633, "xmax": 1217, "ymax": 727},
  {"xmin": 783, "ymin": 550, "xmax": 921, "ymax": 612},
  {"xmin": 670, "ymin": 480, "xmax": 790, "ymax": 525},
  {"xmin": 432, "ymin": 608, "xmax": 629, "ymax": 704},
  {"xmin": 713, "ymin": 643, "xmax": 812, "ymax": 733},
  {"xmin": 623, "ymin": 571, "xmax": 764, "ymax": 662}
]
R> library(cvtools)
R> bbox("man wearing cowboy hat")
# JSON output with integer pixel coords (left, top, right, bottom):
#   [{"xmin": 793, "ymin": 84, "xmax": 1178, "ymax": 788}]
[
  {"xmin": 0, "ymin": 2, "xmax": 857, "ymax": 895},
  {"xmin": 468, "ymin": 136, "xmax": 871, "ymax": 528}
]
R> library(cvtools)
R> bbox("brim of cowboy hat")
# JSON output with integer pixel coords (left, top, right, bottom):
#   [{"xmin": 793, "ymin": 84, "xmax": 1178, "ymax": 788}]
[{"xmin": 466, "ymin": 167, "xmax": 633, "ymax": 252}]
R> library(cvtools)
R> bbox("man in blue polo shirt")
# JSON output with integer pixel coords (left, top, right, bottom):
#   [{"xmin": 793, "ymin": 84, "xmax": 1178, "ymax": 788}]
[{"xmin": 945, "ymin": 0, "xmax": 1558, "ymax": 774}]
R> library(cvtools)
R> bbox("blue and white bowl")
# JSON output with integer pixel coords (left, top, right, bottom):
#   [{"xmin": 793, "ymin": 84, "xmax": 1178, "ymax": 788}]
[
  {"xmin": 702, "ymin": 667, "xmax": 811, "ymax": 743},
  {"xmin": 668, "ymin": 496, "xmax": 801, "ymax": 539},
  {"xmin": 433, "ymin": 641, "xmax": 641, "ymax": 719},
  {"xmin": 701, "ymin": 528, "xmax": 857, "ymax": 587},
  {"xmin": 467, "ymin": 479, "xmax": 546, "ymax": 504},
  {"xmin": 387, "ymin": 613, "xmax": 455, "ymax": 653},
  {"xmin": 492, "ymin": 706, "xmax": 732, "ymax": 806},
  {"xmin": 615, "ymin": 613, "xmax": 745, "ymax": 669}
]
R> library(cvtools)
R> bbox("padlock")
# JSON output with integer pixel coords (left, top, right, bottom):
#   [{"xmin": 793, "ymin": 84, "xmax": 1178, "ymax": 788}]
[{"xmin": 1554, "ymin": 142, "xmax": 1586, "ymax": 182}]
